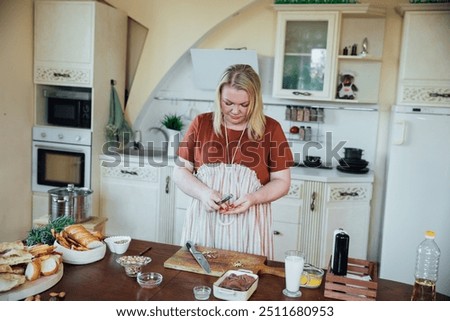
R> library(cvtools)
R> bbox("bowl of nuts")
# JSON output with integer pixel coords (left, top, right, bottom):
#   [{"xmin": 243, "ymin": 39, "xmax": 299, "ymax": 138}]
[
  {"xmin": 105, "ymin": 236, "xmax": 131, "ymax": 254},
  {"xmin": 116, "ymin": 255, "xmax": 152, "ymax": 277}
]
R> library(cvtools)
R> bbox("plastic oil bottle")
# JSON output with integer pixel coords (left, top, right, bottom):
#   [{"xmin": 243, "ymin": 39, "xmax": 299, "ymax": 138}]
[{"xmin": 411, "ymin": 230, "xmax": 441, "ymax": 301}]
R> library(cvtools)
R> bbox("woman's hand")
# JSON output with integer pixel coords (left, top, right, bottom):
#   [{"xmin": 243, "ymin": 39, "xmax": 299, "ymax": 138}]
[
  {"xmin": 219, "ymin": 193, "xmax": 256, "ymax": 214},
  {"xmin": 200, "ymin": 189, "xmax": 223, "ymax": 212}
]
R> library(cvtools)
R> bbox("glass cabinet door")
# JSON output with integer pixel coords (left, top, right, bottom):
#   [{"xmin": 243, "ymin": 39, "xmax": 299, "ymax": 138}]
[{"xmin": 273, "ymin": 12, "xmax": 339, "ymax": 101}]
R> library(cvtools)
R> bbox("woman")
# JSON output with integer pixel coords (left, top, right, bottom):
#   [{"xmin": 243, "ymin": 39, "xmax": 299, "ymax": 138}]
[{"xmin": 172, "ymin": 64, "xmax": 293, "ymax": 259}]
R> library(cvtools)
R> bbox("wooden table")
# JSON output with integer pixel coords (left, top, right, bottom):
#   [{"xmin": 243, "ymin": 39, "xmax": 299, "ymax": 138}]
[{"xmin": 37, "ymin": 239, "xmax": 449, "ymax": 301}]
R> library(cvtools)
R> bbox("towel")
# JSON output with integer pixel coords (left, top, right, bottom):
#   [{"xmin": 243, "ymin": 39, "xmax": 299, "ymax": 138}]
[{"xmin": 105, "ymin": 84, "xmax": 132, "ymax": 146}]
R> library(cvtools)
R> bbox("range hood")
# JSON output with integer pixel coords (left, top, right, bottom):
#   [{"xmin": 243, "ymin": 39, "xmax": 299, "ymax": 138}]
[{"xmin": 190, "ymin": 48, "xmax": 259, "ymax": 90}]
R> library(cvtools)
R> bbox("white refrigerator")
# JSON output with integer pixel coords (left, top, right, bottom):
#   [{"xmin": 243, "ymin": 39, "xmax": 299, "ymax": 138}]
[{"xmin": 380, "ymin": 105, "xmax": 450, "ymax": 297}]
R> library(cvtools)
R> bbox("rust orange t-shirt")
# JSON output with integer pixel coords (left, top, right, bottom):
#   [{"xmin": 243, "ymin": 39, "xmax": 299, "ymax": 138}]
[{"xmin": 177, "ymin": 112, "xmax": 293, "ymax": 185}]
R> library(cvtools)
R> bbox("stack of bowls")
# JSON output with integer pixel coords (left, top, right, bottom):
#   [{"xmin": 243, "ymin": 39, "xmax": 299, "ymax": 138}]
[
  {"xmin": 337, "ymin": 148, "xmax": 369, "ymax": 173},
  {"xmin": 303, "ymin": 156, "xmax": 321, "ymax": 168}
]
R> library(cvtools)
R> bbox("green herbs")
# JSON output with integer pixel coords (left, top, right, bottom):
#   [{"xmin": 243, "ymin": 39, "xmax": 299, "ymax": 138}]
[
  {"xmin": 161, "ymin": 113, "xmax": 183, "ymax": 131},
  {"xmin": 26, "ymin": 216, "xmax": 75, "ymax": 246}
]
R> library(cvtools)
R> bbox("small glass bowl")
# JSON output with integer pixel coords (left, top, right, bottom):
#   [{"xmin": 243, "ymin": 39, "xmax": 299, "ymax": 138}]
[
  {"xmin": 137, "ymin": 272, "xmax": 163, "ymax": 289},
  {"xmin": 116, "ymin": 256, "xmax": 152, "ymax": 277},
  {"xmin": 300, "ymin": 265, "xmax": 324, "ymax": 289},
  {"xmin": 193, "ymin": 286, "xmax": 211, "ymax": 300}
]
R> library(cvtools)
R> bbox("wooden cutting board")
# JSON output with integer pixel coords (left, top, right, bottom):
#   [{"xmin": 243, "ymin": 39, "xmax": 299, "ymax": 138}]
[{"xmin": 164, "ymin": 245, "xmax": 285, "ymax": 278}]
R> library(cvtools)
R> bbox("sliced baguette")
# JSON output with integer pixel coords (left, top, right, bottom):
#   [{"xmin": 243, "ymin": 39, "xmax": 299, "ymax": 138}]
[
  {"xmin": 40, "ymin": 256, "xmax": 59, "ymax": 276},
  {"xmin": 25, "ymin": 259, "xmax": 42, "ymax": 281}
]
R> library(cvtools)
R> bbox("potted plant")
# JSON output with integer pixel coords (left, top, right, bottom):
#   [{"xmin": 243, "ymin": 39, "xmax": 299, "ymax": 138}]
[
  {"xmin": 161, "ymin": 113, "xmax": 184, "ymax": 156},
  {"xmin": 161, "ymin": 113, "xmax": 184, "ymax": 131}
]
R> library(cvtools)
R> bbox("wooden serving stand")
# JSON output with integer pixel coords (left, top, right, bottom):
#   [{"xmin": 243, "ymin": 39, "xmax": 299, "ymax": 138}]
[{"xmin": 324, "ymin": 257, "xmax": 378, "ymax": 301}]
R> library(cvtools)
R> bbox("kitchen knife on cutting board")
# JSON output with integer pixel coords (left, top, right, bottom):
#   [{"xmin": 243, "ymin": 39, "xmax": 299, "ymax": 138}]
[
  {"xmin": 164, "ymin": 245, "xmax": 285, "ymax": 277},
  {"xmin": 186, "ymin": 241, "xmax": 211, "ymax": 273}
]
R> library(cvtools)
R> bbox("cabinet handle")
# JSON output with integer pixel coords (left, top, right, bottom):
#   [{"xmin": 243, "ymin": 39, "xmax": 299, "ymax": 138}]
[
  {"xmin": 429, "ymin": 93, "xmax": 450, "ymax": 98},
  {"xmin": 310, "ymin": 191, "xmax": 316, "ymax": 211},
  {"xmin": 53, "ymin": 72, "xmax": 71, "ymax": 78},
  {"xmin": 165, "ymin": 176, "xmax": 170, "ymax": 194},
  {"xmin": 120, "ymin": 169, "xmax": 137, "ymax": 176},
  {"xmin": 339, "ymin": 191, "xmax": 359, "ymax": 197},
  {"xmin": 292, "ymin": 91, "xmax": 312, "ymax": 96},
  {"xmin": 273, "ymin": 231, "xmax": 281, "ymax": 235}
]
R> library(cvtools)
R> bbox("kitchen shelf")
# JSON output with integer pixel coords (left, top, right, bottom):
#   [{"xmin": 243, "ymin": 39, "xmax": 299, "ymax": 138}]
[{"xmin": 337, "ymin": 55, "xmax": 382, "ymax": 62}]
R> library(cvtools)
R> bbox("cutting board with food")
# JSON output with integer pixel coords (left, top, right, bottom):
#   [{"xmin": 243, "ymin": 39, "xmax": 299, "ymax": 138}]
[
  {"xmin": 164, "ymin": 245, "xmax": 285, "ymax": 278},
  {"xmin": 0, "ymin": 242, "xmax": 63, "ymax": 301}
]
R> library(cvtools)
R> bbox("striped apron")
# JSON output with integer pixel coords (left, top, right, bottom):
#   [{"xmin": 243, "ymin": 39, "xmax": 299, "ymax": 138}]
[{"xmin": 180, "ymin": 163, "xmax": 273, "ymax": 259}]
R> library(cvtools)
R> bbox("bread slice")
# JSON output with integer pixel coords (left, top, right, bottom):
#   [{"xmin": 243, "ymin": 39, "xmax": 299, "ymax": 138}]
[
  {"xmin": 0, "ymin": 240, "xmax": 24, "ymax": 253},
  {"xmin": 0, "ymin": 273, "xmax": 26, "ymax": 292},
  {"xmin": 25, "ymin": 259, "xmax": 42, "ymax": 281},
  {"xmin": 40, "ymin": 256, "xmax": 59, "ymax": 276},
  {"xmin": 0, "ymin": 249, "xmax": 33, "ymax": 265},
  {"xmin": 64, "ymin": 224, "xmax": 103, "ymax": 249}
]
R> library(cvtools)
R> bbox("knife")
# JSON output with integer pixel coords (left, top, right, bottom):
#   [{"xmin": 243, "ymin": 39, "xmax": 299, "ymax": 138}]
[{"xmin": 186, "ymin": 241, "xmax": 211, "ymax": 273}]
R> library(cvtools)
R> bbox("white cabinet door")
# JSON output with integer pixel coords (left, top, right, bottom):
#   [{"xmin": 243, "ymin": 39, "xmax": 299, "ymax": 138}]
[
  {"xmin": 273, "ymin": 11, "xmax": 339, "ymax": 101},
  {"xmin": 272, "ymin": 180, "xmax": 303, "ymax": 262},
  {"xmin": 100, "ymin": 164, "xmax": 161, "ymax": 241},
  {"xmin": 323, "ymin": 203, "xmax": 370, "ymax": 265},
  {"xmin": 397, "ymin": 11, "xmax": 450, "ymax": 106},
  {"xmin": 320, "ymin": 182, "xmax": 373, "ymax": 268},
  {"xmin": 34, "ymin": 1, "xmax": 94, "ymax": 86}
]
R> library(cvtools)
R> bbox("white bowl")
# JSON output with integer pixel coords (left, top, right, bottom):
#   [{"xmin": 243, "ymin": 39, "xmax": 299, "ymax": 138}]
[
  {"xmin": 54, "ymin": 240, "xmax": 106, "ymax": 265},
  {"xmin": 104, "ymin": 236, "xmax": 131, "ymax": 254}
]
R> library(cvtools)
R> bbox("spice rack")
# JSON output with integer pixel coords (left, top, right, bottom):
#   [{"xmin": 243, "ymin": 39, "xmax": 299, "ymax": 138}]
[{"xmin": 284, "ymin": 105, "xmax": 324, "ymax": 143}]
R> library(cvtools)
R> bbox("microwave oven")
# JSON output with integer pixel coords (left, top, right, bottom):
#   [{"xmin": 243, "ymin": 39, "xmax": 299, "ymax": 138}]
[{"xmin": 44, "ymin": 88, "xmax": 92, "ymax": 129}]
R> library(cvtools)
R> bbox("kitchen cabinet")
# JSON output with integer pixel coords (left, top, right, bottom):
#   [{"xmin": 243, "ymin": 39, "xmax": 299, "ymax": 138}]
[
  {"xmin": 34, "ymin": 0, "xmax": 126, "ymax": 87},
  {"xmin": 320, "ymin": 182, "xmax": 372, "ymax": 268},
  {"xmin": 396, "ymin": 7, "xmax": 450, "ymax": 106},
  {"xmin": 173, "ymin": 185, "xmax": 192, "ymax": 246},
  {"xmin": 273, "ymin": 11, "xmax": 339, "ymax": 101},
  {"xmin": 33, "ymin": 0, "xmax": 127, "ymax": 219},
  {"xmin": 272, "ymin": 179, "xmax": 304, "ymax": 262},
  {"xmin": 100, "ymin": 161, "xmax": 175, "ymax": 243},
  {"xmin": 273, "ymin": 4, "xmax": 386, "ymax": 104},
  {"xmin": 272, "ymin": 172, "xmax": 372, "ymax": 268}
]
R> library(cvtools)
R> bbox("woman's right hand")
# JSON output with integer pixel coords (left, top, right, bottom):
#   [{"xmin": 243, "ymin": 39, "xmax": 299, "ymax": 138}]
[{"xmin": 200, "ymin": 189, "xmax": 222, "ymax": 212}]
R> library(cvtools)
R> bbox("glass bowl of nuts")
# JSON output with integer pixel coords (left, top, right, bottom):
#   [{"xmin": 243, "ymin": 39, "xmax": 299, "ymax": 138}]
[{"xmin": 116, "ymin": 255, "xmax": 152, "ymax": 277}]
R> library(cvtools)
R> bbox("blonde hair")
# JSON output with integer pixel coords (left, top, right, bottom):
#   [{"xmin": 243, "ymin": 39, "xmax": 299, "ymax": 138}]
[{"xmin": 213, "ymin": 64, "xmax": 266, "ymax": 141}]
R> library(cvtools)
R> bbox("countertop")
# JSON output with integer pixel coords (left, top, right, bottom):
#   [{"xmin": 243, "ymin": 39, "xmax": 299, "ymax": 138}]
[
  {"xmin": 35, "ymin": 240, "xmax": 449, "ymax": 301},
  {"xmin": 100, "ymin": 152, "xmax": 374, "ymax": 183}
]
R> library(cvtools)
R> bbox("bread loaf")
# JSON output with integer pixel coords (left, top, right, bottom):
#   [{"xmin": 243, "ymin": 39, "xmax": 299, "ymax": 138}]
[{"xmin": 64, "ymin": 224, "xmax": 103, "ymax": 249}]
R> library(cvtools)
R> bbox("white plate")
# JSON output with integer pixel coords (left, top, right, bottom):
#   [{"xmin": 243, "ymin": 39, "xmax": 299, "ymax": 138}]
[
  {"xmin": 54, "ymin": 241, "xmax": 106, "ymax": 265},
  {"xmin": 0, "ymin": 264, "xmax": 63, "ymax": 301}
]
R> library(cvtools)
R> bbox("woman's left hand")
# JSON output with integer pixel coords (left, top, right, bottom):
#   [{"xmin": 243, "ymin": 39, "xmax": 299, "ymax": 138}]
[{"xmin": 219, "ymin": 194, "xmax": 255, "ymax": 214}]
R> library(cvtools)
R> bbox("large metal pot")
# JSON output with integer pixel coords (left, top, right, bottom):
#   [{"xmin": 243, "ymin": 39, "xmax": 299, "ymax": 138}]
[{"xmin": 48, "ymin": 184, "xmax": 93, "ymax": 223}]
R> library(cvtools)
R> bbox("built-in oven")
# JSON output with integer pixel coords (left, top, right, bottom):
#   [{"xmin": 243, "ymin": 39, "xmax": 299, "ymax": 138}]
[{"xmin": 32, "ymin": 126, "xmax": 92, "ymax": 193}]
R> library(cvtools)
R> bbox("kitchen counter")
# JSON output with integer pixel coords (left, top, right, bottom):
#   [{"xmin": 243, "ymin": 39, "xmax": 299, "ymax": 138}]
[
  {"xmin": 100, "ymin": 152, "xmax": 374, "ymax": 183},
  {"xmin": 36, "ymin": 240, "xmax": 449, "ymax": 301},
  {"xmin": 290, "ymin": 166, "xmax": 374, "ymax": 183}
]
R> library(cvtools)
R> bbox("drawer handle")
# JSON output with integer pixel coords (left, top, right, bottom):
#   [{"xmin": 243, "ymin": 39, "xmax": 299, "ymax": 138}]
[
  {"xmin": 120, "ymin": 169, "xmax": 138, "ymax": 176},
  {"xmin": 53, "ymin": 72, "xmax": 71, "ymax": 78},
  {"xmin": 310, "ymin": 192, "xmax": 316, "ymax": 211},
  {"xmin": 165, "ymin": 176, "xmax": 170, "ymax": 194},
  {"xmin": 273, "ymin": 231, "xmax": 281, "ymax": 235},
  {"xmin": 292, "ymin": 91, "xmax": 311, "ymax": 96},
  {"xmin": 429, "ymin": 93, "xmax": 450, "ymax": 98},
  {"xmin": 339, "ymin": 191, "xmax": 359, "ymax": 197}
]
